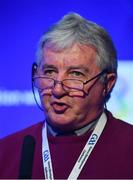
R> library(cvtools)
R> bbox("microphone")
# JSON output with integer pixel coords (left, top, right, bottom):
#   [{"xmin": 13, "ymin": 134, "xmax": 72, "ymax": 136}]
[{"xmin": 18, "ymin": 135, "xmax": 36, "ymax": 179}]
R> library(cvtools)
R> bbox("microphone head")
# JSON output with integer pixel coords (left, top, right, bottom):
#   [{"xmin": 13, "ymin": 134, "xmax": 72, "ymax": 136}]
[{"xmin": 19, "ymin": 135, "xmax": 36, "ymax": 179}]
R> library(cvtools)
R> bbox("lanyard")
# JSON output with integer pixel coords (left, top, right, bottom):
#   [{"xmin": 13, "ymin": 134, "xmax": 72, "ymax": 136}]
[{"xmin": 42, "ymin": 112, "xmax": 107, "ymax": 180}]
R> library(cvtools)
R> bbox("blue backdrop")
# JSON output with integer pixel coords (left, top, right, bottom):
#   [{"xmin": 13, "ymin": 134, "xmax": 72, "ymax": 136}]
[{"xmin": 0, "ymin": 0, "xmax": 133, "ymax": 138}]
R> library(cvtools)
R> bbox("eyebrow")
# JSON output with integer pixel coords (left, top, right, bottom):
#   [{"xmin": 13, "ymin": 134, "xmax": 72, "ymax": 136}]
[
  {"xmin": 41, "ymin": 64, "xmax": 57, "ymax": 70},
  {"xmin": 40, "ymin": 64, "xmax": 90, "ymax": 73},
  {"xmin": 67, "ymin": 65, "xmax": 90, "ymax": 73}
]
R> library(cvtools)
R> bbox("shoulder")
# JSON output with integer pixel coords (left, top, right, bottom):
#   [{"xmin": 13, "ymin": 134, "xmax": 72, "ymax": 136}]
[
  {"xmin": 106, "ymin": 110, "xmax": 133, "ymax": 136},
  {"xmin": 0, "ymin": 121, "xmax": 44, "ymax": 149},
  {"xmin": 0, "ymin": 121, "xmax": 44, "ymax": 178}
]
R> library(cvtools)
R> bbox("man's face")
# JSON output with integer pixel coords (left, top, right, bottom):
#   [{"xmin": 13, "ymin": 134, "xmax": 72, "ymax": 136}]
[{"xmin": 39, "ymin": 44, "xmax": 106, "ymax": 131}]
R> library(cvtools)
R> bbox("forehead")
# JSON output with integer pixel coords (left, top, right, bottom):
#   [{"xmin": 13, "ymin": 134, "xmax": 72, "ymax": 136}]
[{"xmin": 41, "ymin": 44, "xmax": 98, "ymax": 69}]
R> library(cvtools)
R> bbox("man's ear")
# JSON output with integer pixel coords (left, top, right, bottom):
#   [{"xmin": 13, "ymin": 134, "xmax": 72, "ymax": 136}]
[
  {"xmin": 32, "ymin": 63, "xmax": 38, "ymax": 77},
  {"xmin": 103, "ymin": 73, "xmax": 117, "ymax": 96}
]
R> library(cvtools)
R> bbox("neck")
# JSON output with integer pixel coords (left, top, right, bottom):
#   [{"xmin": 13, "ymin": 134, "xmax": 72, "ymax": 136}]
[{"xmin": 46, "ymin": 112, "xmax": 104, "ymax": 136}]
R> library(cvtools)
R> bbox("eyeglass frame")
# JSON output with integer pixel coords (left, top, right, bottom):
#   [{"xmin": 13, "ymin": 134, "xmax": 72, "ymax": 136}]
[
  {"xmin": 31, "ymin": 63, "xmax": 108, "ymax": 111},
  {"xmin": 32, "ymin": 63, "xmax": 107, "ymax": 93}
]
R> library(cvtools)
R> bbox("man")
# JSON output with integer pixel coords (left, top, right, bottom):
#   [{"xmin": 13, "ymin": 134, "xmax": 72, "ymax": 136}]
[{"xmin": 0, "ymin": 13, "xmax": 133, "ymax": 179}]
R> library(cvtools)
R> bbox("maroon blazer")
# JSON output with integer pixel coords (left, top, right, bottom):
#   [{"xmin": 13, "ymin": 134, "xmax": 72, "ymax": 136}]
[{"xmin": 1, "ymin": 111, "xmax": 133, "ymax": 179}]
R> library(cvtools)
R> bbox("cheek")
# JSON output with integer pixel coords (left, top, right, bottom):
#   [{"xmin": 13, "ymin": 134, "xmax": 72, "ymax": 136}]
[
  {"xmin": 85, "ymin": 82, "xmax": 104, "ymax": 98},
  {"xmin": 88, "ymin": 86, "xmax": 105, "ymax": 106},
  {"xmin": 40, "ymin": 95, "xmax": 51, "ymax": 110},
  {"xmin": 39, "ymin": 89, "xmax": 52, "ymax": 107},
  {"xmin": 71, "ymin": 97, "xmax": 90, "ymax": 114},
  {"xmin": 73, "ymin": 88, "xmax": 104, "ymax": 111}
]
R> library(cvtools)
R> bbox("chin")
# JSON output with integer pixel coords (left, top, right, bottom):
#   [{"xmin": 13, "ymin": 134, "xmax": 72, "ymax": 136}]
[{"xmin": 47, "ymin": 113, "xmax": 75, "ymax": 131}]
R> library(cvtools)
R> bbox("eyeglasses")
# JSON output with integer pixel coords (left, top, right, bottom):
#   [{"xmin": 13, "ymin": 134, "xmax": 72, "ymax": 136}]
[{"xmin": 32, "ymin": 69, "xmax": 107, "ymax": 93}]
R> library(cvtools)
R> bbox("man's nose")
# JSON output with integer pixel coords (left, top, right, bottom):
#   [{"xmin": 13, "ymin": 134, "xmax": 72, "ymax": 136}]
[{"xmin": 52, "ymin": 81, "xmax": 67, "ymax": 98}]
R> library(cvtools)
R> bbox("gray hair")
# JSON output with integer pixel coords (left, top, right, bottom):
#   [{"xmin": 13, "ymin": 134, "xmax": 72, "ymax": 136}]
[{"xmin": 36, "ymin": 12, "xmax": 118, "ymax": 101}]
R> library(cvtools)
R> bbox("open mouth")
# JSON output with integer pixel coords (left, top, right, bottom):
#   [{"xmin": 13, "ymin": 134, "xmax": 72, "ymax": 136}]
[{"xmin": 51, "ymin": 102, "xmax": 69, "ymax": 114}]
